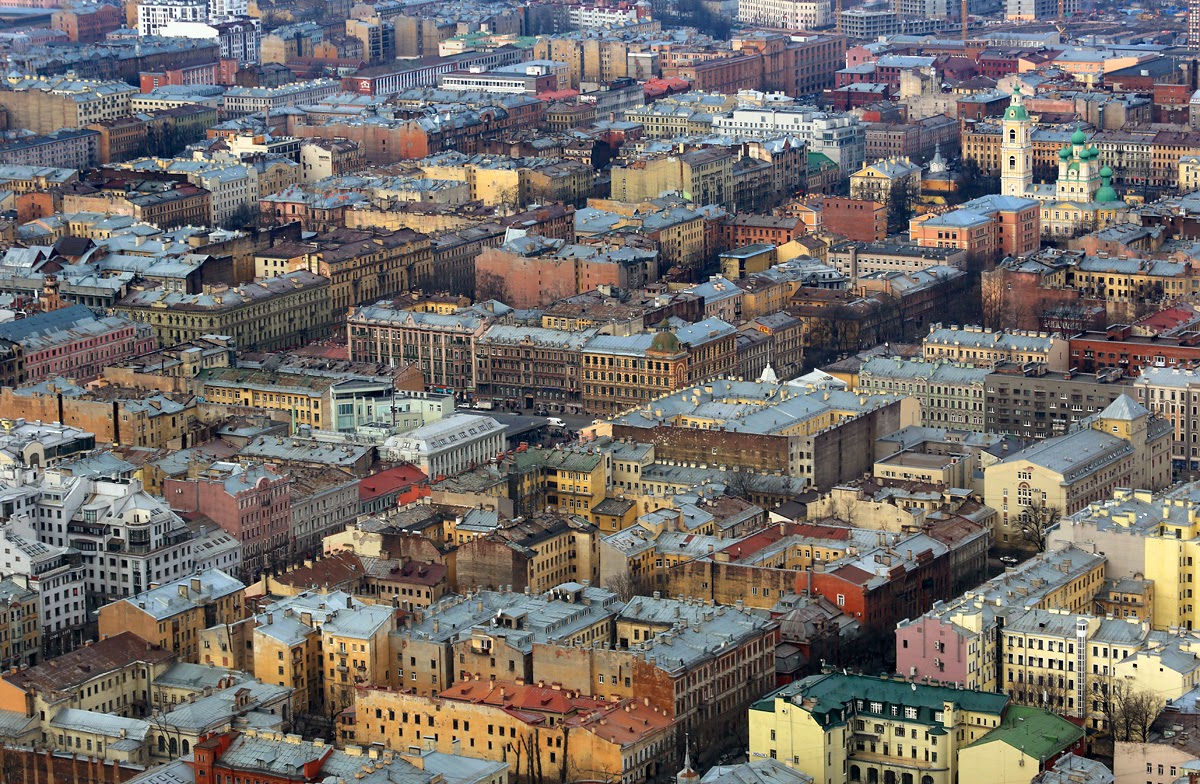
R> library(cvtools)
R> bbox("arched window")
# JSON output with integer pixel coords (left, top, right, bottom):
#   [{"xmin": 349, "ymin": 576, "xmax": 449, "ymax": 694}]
[
  {"xmin": 182, "ymin": 740, "xmax": 190, "ymax": 755},
  {"xmin": 885, "ymin": 771, "xmax": 897, "ymax": 784},
  {"xmin": 851, "ymin": 767, "xmax": 862, "ymax": 781},
  {"xmin": 1009, "ymin": 156, "xmax": 1017, "ymax": 170},
  {"xmin": 868, "ymin": 769, "xmax": 879, "ymax": 784},
  {"xmin": 1009, "ymin": 129, "xmax": 1016, "ymax": 142},
  {"xmin": 158, "ymin": 736, "xmax": 165, "ymax": 753},
  {"xmin": 903, "ymin": 774, "xmax": 913, "ymax": 784},
  {"xmin": 168, "ymin": 737, "xmax": 178, "ymax": 755}
]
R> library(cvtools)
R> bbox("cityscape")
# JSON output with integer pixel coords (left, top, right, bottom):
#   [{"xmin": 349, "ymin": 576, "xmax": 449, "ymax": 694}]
[{"xmin": 0, "ymin": 0, "xmax": 1194, "ymax": 782}]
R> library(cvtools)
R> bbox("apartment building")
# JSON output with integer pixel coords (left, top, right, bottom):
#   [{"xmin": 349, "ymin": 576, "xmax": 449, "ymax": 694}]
[
  {"xmin": 0, "ymin": 578, "xmax": 38, "ymax": 669},
  {"xmin": 355, "ymin": 680, "xmax": 674, "ymax": 784},
  {"xmin": 896, "ymin": 545, "xmax": 1108, "ymax": 691},
  {"xmin": 714, "ymin": 107, "xmax": 865, "ymax": 172},
  {"xmin": 0, "ymin": 631, "xmax": 174, "ymax": 721},
  {"xmin": 1134, "ymin": 366, "xmax": 1200, "ymax": 471},
  {"xmin": 924, "ymin": 324, "xmax": 1069, "ymax": 371},
  {"xmin": 0, "ymin": 305, "xmax": 155, "ymax": 384},
  {"xmin": 455, "ymin": 512, "xmax": 600, "ymax": 594},
  {"xmin": 115, "ymin": 270, "xmax": 332, "ymax": 352},
  {"xmin": 346, "ymin": 306, "xmax": 492, "ymax": 395},
  {"xmin": 97, "ymin": 569, "xmax": 245, "ymax": 663},
  {"xmin": 1047, "ymin": 480, "xmax": 1200, "ymax": 632},
  {"xmin": 392, "ymin": 584, "xmax": 620, "ymax": 697},
  {"xmin": 138, "ymin": 0, "xmax": 205, "ymax": 36},
  {"xmin": 0, "ymin": 519, "xmax": 87, "ymax": 658},
  {"xmin": 983, "ymin": 396, "xmax": 1172, "ymax": 547},
  {"xmin": 28, "ymin": 471, "xmax": 196, "ymax": 617},
  {"xmin": 987, "ymin": 363, "xmax": 1137, "ymax": 440},
  {"xmin": 0, "ymin": 76, "xmax": 138, "ymax": 133},
  {"xmin": 220, "ymin": 79, "xmax": 341, "ymax": 117},
  {"xmin": 737, "ymin": 0, "xmax": 832, "ymax": 32},
  {"xmin": 607, "ymin": 380, "xmax": 918, "ymax": 490},
  {"xmin": 749, "ymin": 673, "xmax": 1084, "ymax": 784},
  {"xmin": 858, "ymin": 357, "xmax": 990, "ymax": 432},
  {"xmin": 165, "ymin": 462, "xmax": 290, "ymax": 580},
  {"xmin": 532, "ymin": 593, "xmax": 777, "ymax": 746}
]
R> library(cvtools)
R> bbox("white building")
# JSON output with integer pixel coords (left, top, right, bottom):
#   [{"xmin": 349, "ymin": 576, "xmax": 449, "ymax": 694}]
[
  {"xmin": 381, "ymin": 413, "xmax": 505, "ymax": 478},
  {"xmin": 208, "ymin": 0, "xmax": 247, "ymax": 21},
  {"xmin": 139, "ymin": 0, "xmax": 207, "ymax": 38},
  {"xmin": 713, "ymin": 106, "xmax": 864, "ymax": 171},
  {"xmin": 737, "ymin": 0, "xmax": 832, "ymax": 29},
  {"xmin": 160, "ymin": 19, "xmax": 260, "ymax": 65},
  {"xmin": 567, "ymin": 3, "xmax": 641, "ymax": 28},
  {"xmin": 26, "ymin": 471, "xmax": 195, "ymax": 611},
  {"xmin": 188, "ymin": 520, "xmax": 242, "ymax": 575},
  {"xmin": 0, "ymin": 518, "xmax": 87, "ymax": 656},
  {"xmin": 221, "ymin": 79, "xmax": 342, "ymax": 117}
]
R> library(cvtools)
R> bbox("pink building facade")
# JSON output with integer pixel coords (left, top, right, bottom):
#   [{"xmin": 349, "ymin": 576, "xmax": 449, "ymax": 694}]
[
  {"xmin": 166, "ymin": 463, "xmax": 291, "ymax": 581},
  {"xmin": 22, "ymin": 315, "xmax": 156, "ymax": 383},
  {"xmin": 894, "ymin": 610, "xmax": 997, "ymax": 691}
]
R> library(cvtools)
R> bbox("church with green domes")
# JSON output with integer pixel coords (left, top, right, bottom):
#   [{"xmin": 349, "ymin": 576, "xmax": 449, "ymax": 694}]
[{"xmin": 999, "ymin": 85, "xmax": 1128, "ymax": 237}]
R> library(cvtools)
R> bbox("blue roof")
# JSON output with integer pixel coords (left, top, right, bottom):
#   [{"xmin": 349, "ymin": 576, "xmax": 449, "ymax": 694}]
[{"xmin": 0, "ymin": 304, "xmax": 94, "ymax": 342}]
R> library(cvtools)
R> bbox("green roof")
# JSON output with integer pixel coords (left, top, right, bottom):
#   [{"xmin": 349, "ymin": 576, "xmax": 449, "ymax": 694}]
[
  {"xmin": 966, "ymin": 705, "xmax": 1084, "ymax": 760},
  {"xmin": 1004, "ymin": 105, "xmax": 1029, "ymax": 122},
  {"xmin": 751, "ymin": 674, "xmax": 1010, "ymax": 728},
  {"xmin": 808, "ymin": 152, "xmax": 838, "ymax": 170}
]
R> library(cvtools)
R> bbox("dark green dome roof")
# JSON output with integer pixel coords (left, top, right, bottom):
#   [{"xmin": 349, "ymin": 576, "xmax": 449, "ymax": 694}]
[
  {"xmin": 1100, "ymin": 165, "xmax": 1113, "ymax": 178},
  {"xmin": 651, "ymin": 331, "xmax": 681, "ymax": 353},
  {"xmin": 1058, "ymin": 145, "xmax": 1071, "ymax": 159},
  {"xmin": 1096, "ymin": 185, "xmax": 1118, "ymax": 203},
  {"xmin": 1072, "ymin": 126, "xmax": 1087, "ymax": 145}
]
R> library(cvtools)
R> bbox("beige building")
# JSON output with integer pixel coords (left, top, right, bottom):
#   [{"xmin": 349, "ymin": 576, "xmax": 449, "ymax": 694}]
[
  {"xmin": 96, "ymin": 570, "xmax": 246, "ymax": 663},
  {"xmin": 0, "ymin": 631, "xmax": 174, "ymax": 721},
  {"xmin": 0, "ymin": 75, "xmax": 137, "ymax": 133},
  {"xmin": 983, "ymin": 395, "xmax": 1172, "ymax": 549},
  {"xmin": 114, "ymin": 270, "xmax": 332, "ymax": 352},
  {"xmin": 750, "ymin": 673, "xmax": 1083, "ymax": 784},
  {"xmin": 924, "ymin": 324, "xmax": 1069, "ymax": 370},
  {"xmin": 299, "ymin": 138, "xmax": 364, "ymax": 183},
  {"xmin": 355, "ymin": 680, "xmax": 675, "ymax": 784},
  {"xmin": 849, "ymin": 157, "xmax": 922, "ymax": 208}
]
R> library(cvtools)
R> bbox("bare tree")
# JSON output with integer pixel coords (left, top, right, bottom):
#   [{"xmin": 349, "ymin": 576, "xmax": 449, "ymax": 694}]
[
  {"xmin": 1103, "ymin": 679, "xmax": 1160, "ymax": 741},
  {"xmin": 980, "ymin": 270, "xmax": 1007, "ymax": 331},
  {"xmin": 1017, "ymin": 505, "xmax": 1061, "ymax": 553},
  {"xmin": 722, "ymin": 470, "xmax": 756, "ymax": 500},
  {"xmin": 476, "ymin": 272, "xmax": 510, "ymax": 304},
  {"xmin": 604, "ymin": 570, "xmax": 653, "ymax": 602}
]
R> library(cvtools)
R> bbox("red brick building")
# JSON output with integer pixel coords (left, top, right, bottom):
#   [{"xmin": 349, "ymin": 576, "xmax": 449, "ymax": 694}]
[
  {"xmin": 1069, "ymin": 325, "xmax": 1200, "ymax": 375},
  {"xmin": 166, "ymin": 463, "xmax": 291, "ymax": 581},
  {"xmin": 719, "ymin": 213, "xmax": 806, "ymax": 248},
  {"xmin": 812, "ymin": 196, "xmax": 887, "ymax": 242},
  {"xmin": 139, "ymin": 63, "xmax": 219, "ymax": 92},
  {"xmin": 51, "ymin": 4, "xmax": 122, "ymax": 42}
]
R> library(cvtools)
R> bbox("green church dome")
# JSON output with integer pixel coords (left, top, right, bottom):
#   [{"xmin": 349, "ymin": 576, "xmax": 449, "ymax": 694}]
[
  {"xmin": 1071, "ymin": 126, "xmax": 1087, "ymax": 145},
  {"xmin": 651, "ymin": 331, "xmax": 681, "ymax": 353},
  {"xmin": 1058, "ymin": 145, "xmax": 1072, "ymax": 159},
  {"xmin": 1004, "ymin": 104, "xmax": 1029, "ymax": 122},
  {"xmin": 1096, "ymin": 167, "xmax": 1117, "ymax": 203}
]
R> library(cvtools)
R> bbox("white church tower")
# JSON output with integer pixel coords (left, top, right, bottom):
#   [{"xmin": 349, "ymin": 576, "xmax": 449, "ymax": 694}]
[{"xmin": 1000, "ymin": 84, "xmax": 1033, "ymax": 198}]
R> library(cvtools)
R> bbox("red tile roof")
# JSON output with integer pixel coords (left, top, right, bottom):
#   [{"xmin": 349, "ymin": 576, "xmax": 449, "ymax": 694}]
[
  {"xmin": 439, "ymin": 680, "xmax": 608, "ymax": 716},
  {"xmin": 6, "ymin": 631, "xmax": 173, "ymax": 695},
  {"xmin": 359, "ymin": 464, "xmax": 427, "ymax": 501}
]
